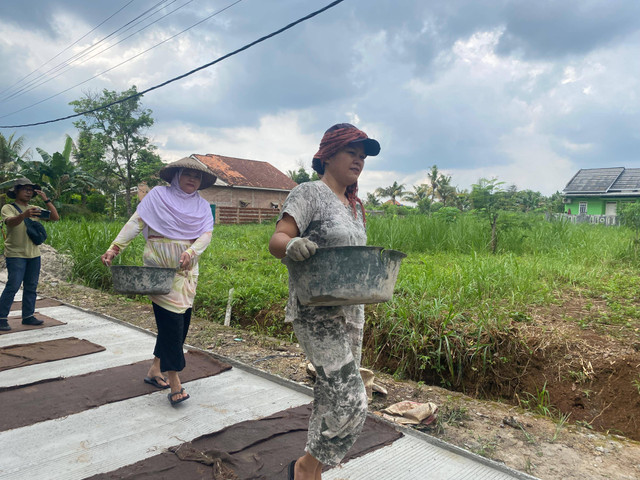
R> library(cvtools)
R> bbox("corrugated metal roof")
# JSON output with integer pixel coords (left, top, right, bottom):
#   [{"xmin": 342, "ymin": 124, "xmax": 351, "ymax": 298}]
[
  {"xmin": 563, "ymin": 167, "xmax": 624, "ymax": 193},
  {"xmin": 193, "ymin": 153, "xmax": 298, "ymax": 191}
]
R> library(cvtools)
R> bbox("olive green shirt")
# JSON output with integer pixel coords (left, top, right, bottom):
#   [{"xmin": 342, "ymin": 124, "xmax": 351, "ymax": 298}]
[{"xmin": 1, "ymin": 203, "xmax": 41, "ymax": 258}]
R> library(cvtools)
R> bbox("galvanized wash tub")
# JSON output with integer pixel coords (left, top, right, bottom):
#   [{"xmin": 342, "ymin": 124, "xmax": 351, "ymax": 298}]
[
  {"xmin": 110, "ymin": 265, "xmax": 176, "ymax": 295},
  {"xmin": 283, "ymin": 246, "xmax": 407, "ymax": 306}
]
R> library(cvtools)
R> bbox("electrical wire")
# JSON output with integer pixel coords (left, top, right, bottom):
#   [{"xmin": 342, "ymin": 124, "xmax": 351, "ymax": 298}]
[
  {"xmin": 2, "ymin": 0, "xmax": 191, "ymax": 104},
  {"xmin": 0, "ymin": 0, "xmax": 136, "ymax": 98},
  {"xmin": 0, "ymin": 0, "xmax": 346, "ymax": 129},
  {"xmin": 0, "ymin": 0, "xmax": 174, "ymax": 103},
  {"xmin": 0, "ymin": 0, "xmax": 234, "ymax": 119}
]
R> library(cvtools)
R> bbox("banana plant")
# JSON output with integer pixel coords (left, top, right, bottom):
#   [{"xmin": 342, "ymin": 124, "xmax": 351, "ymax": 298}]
[{"xmin": 17, "ymin": 135, "xmax": 98, "ymax": 203}]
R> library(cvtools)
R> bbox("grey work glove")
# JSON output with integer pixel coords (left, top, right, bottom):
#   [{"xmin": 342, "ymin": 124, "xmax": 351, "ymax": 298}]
[{"xmin": 285, "ymin": 237, "xmax": 318, "ymax": 261}]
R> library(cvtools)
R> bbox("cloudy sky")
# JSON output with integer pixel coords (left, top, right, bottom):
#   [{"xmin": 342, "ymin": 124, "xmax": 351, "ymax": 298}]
[{"xmin": 1, "ymin": 0, "xmax": 640, "ymax": 197}]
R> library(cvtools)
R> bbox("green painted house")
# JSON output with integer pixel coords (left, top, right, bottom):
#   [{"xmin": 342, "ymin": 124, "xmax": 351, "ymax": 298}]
[{"xmin": 563, "ymin": 167, "xmax": 640, "ymax": 216}]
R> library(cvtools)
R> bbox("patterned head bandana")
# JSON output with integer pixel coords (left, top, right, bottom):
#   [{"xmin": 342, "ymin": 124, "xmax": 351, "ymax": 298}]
[
  {"xmin": 312, "ymin": 123, "xmax": 381, "ymax": 225},
  {"xmin": 313, "ymin": 123, "xmax": 380, "ymax": 163}
]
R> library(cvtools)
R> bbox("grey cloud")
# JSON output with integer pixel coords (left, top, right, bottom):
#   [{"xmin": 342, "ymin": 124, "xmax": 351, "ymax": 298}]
[
  {"xmin": 547, "ymin": 108, "xmax": 640, "ymax": 166},
  {"xmin": 3, "ymin": 0, "xmax": 640, "ymax": 197},
  {"xmin": 2, "ymin": 1, "xmax": 138, "ymax": 35},
  {"xmin": 497, "ymin": 1, "xmax": 640, "ymax": 59}
]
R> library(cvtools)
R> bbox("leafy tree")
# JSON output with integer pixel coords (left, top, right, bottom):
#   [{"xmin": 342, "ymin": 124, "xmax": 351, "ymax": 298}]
[
  {"xmin": 70, "ymin": 86, "xmax": 158, "ymax": 216},
  {"xmin": 86, "ymin": 192, "xmax": 108, "ymax": 214},
  {"xmin": 287, "ymin": 167, "xmax": 311, "ymax": 184},
  {"xmin": 416, "ymin": 196, "xmax": 432, "ymax": 214},
  {"xmin": 433, "ymin": 206, "xmax": 461, "ymax": 223},
  {"xmin": 453, "ymin": 189, "xmax": 471, "ymax": 211},
  {"xmin": 470, "ymin": 178, "xmax": 510, "ymax": 254},
  {"xmin": 515, "ymin": 189, "xmax": 542, "ymax": 212},
  {"xmin": 134, "ymin": 149, "xmax": 165, "ymax": 187},
  {"xmin": 375, "ymin": 181, "xmax": 406, "ymax": 205},
  {"xmin": 365, "ymin": 192, "xmax": 381, "ymax": 207},
  {"xmin": 543, "ymin": 191, "xmax": 565, "ymax": 213}
]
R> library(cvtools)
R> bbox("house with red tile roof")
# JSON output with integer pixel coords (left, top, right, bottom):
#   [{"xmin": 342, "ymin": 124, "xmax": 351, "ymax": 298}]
[{"xmin": 190, "ymin": 153, "xmax": 298, "ymax": 223}]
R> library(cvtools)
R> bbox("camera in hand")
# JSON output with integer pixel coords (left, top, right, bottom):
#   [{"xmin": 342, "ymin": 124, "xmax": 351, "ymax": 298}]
[{"xmin": 38, "ymin": 209, "xmax": 51, "ymax": 220}]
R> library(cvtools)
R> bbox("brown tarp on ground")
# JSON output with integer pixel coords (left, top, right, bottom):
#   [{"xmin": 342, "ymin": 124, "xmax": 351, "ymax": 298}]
[
  {"xmin": 9, "ymin": 298, "xmax": 63, "ymax": 311},
  {"xmin": 0, "ymin": 313, "xmax": 65, "ymax": 335},
  {"xmin": 0, "ymin": 350, "xmax": 232, "ymax": 431},
  {"xmin": 88, "ymin": 403, "xmax": 403, "ymax": 480},
  {"xmin": 0, "ymin": 337, "xmax": 105, "ymax": 372}
]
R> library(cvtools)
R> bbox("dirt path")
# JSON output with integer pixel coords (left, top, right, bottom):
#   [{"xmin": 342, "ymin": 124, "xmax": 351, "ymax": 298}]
[{"xmin": 36, "ymin": 274, "xmax": 640, "ymax": 480}]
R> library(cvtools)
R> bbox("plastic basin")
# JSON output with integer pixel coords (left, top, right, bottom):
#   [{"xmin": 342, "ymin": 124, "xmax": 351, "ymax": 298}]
[
  {"xmin": 283, "ymin": 246, "xmax": 407, "ymax": 306},
  {"xmin": 110, "ymin": 265, "xmax": 176, "ymax": 295}
]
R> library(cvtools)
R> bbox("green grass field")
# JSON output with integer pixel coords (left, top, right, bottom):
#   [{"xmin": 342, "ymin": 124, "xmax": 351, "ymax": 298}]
[{"xmin": 5, "ymin": 212, "xmax": 640, "ymax": 388}]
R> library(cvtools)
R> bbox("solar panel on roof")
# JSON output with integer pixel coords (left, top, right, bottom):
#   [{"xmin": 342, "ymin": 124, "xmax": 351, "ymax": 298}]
[{"xmin": 563, "ymin": 167, "xmax": 624, "ymax": 193}]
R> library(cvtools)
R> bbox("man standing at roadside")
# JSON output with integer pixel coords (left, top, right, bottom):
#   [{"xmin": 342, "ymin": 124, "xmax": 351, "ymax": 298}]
[{"xmin": 0, "ymin": 177, "xmax": 59, "ymax": 331}]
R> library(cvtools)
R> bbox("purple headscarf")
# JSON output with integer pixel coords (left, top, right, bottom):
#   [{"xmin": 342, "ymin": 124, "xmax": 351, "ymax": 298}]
[{"xmin": 137, "ymin": 169, "xmax": 214, "ymax": 240}]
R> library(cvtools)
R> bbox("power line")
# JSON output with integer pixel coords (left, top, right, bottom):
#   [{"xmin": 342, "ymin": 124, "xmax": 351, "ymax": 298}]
[
  {"xmin": 1, "ymin": 0, "xmax": 190, "ymax": 104},
  {"xmin": 0, "ymin": 0, "xmax": 175, "ymax": 103},
  {"xmin": 0, "ymin": 0, "xmax": 173, "ymax": 103},
  {"xmin": 0, "ymin": 0, "xmax": 346, "ymax": 129},
  {"xmin": 0, "ymin": 0, "xmax": 137, "ymax": 98},
  {"xmin": 0, "ymin": 0, "xmax": 237, "ymax": 119}
]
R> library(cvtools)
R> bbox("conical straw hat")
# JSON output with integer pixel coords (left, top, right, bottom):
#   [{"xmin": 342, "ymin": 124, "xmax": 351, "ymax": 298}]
[{"xmin": 159, "ymin": 156, "xmax": 217, "ymax": 190}]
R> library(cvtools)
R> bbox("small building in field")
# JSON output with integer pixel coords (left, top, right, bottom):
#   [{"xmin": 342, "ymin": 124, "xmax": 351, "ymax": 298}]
[
  {"xmin": 192, "ymin": 153, "xmax": 297, "ymax": 224},
  {"xmin": 562, "ymin": 167, "xmax": 640, "ymax": 217}
]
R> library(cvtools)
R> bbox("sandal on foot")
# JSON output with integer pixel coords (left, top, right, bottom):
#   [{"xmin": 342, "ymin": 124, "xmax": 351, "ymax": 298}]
[
  {"xmin": 144, "ymin": 376, "xmax": 170, "ymax": 389},
  {"xmin": 288, "ymin": 460, "xmax": 296, "ymax": 480},
  {"xmin": 168, "ymin": 388, "xmax": 190, "ymax": 406}
]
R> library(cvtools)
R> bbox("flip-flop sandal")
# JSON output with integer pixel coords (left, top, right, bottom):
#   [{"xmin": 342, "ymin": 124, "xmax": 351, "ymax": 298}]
[
  {"xmin": 168, "ymin": 387, "xmax": 190, "ymax": 406},
  {"xmin": 144, "ymin": 376, "xmax": 170, "ymax": 389},
  {"xmin": 288, "ymin": 460, "xmax": 296, "ymax": 480}
]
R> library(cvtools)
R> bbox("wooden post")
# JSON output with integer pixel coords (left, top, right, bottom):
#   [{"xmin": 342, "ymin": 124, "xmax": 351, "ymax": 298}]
[{"xmin": 224, "ymin": 288, "xmax": 234, "ymax": 326}]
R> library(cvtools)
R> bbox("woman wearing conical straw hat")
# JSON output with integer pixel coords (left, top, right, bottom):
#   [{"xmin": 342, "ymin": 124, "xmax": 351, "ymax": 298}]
[{"xmin": 101, "ymin": 157, "xmax": 215, "ymax": 406}]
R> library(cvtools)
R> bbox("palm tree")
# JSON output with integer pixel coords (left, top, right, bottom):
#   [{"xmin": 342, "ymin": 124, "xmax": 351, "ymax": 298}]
[
  {"xmin": 436, "ymin": 174, "xmax": 457, "ymax": 207},
  {"xmin": 403, "ymin": 184, "xmax": 429, "ymax": 204},
  {"xmin": 426, "ymin": 165, "xmax": 440, "ymax": 202},
  {"xmin": 375, "ymin": 181, "xmax": 407, "ymax": 205},
  {"xmin": 0, "ymin": 132, "xmax": 32, "ymax": 183}
]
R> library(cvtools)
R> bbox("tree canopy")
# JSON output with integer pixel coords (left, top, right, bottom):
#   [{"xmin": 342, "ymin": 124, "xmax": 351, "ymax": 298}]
[
  {"xmin": 70, "ymin": 86, "xmax": 163, "ymax": 216},
  {"xmin": 375, "ymin": 181, "xmax": 407, "ymax": 204},
  {"xmin": 19, "ymin": 135, "xmax": 98, "ymax": 204}
]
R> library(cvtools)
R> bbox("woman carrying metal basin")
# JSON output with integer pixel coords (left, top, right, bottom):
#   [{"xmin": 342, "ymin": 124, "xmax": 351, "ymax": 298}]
[
  {"xmin": 269, "ymin": 123, "xmax": 381, "ymax": 480},
  {"xmin": 101, "ymin": 157, "xmax": 215, "ymax": 406}
]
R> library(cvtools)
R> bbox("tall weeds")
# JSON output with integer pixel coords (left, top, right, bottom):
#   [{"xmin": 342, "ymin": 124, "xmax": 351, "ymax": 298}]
[{"xmin": 33, "ymin": 213, "xmax": 640, "ymax": 390}]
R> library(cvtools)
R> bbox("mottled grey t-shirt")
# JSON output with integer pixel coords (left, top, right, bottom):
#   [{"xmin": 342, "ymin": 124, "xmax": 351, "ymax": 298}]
[{"xmin": 278, "ymin": 181, "xmax": 366, "ymax": 323}]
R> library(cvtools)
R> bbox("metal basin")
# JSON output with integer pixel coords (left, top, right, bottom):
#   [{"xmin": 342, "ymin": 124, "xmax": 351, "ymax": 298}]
[
  {"xmin": 283, "ymin": 246, "xmax": 407, "ymax": 306},
  {"xmin": 110, "ymin": 265, "xmax": 176, "ymax": 295}
]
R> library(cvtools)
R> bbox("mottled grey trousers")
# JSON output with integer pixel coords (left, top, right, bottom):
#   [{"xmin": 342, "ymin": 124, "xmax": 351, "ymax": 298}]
[{"xmin": 293, "ymin": 309, "xmax": 368, "ymax": 466}]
